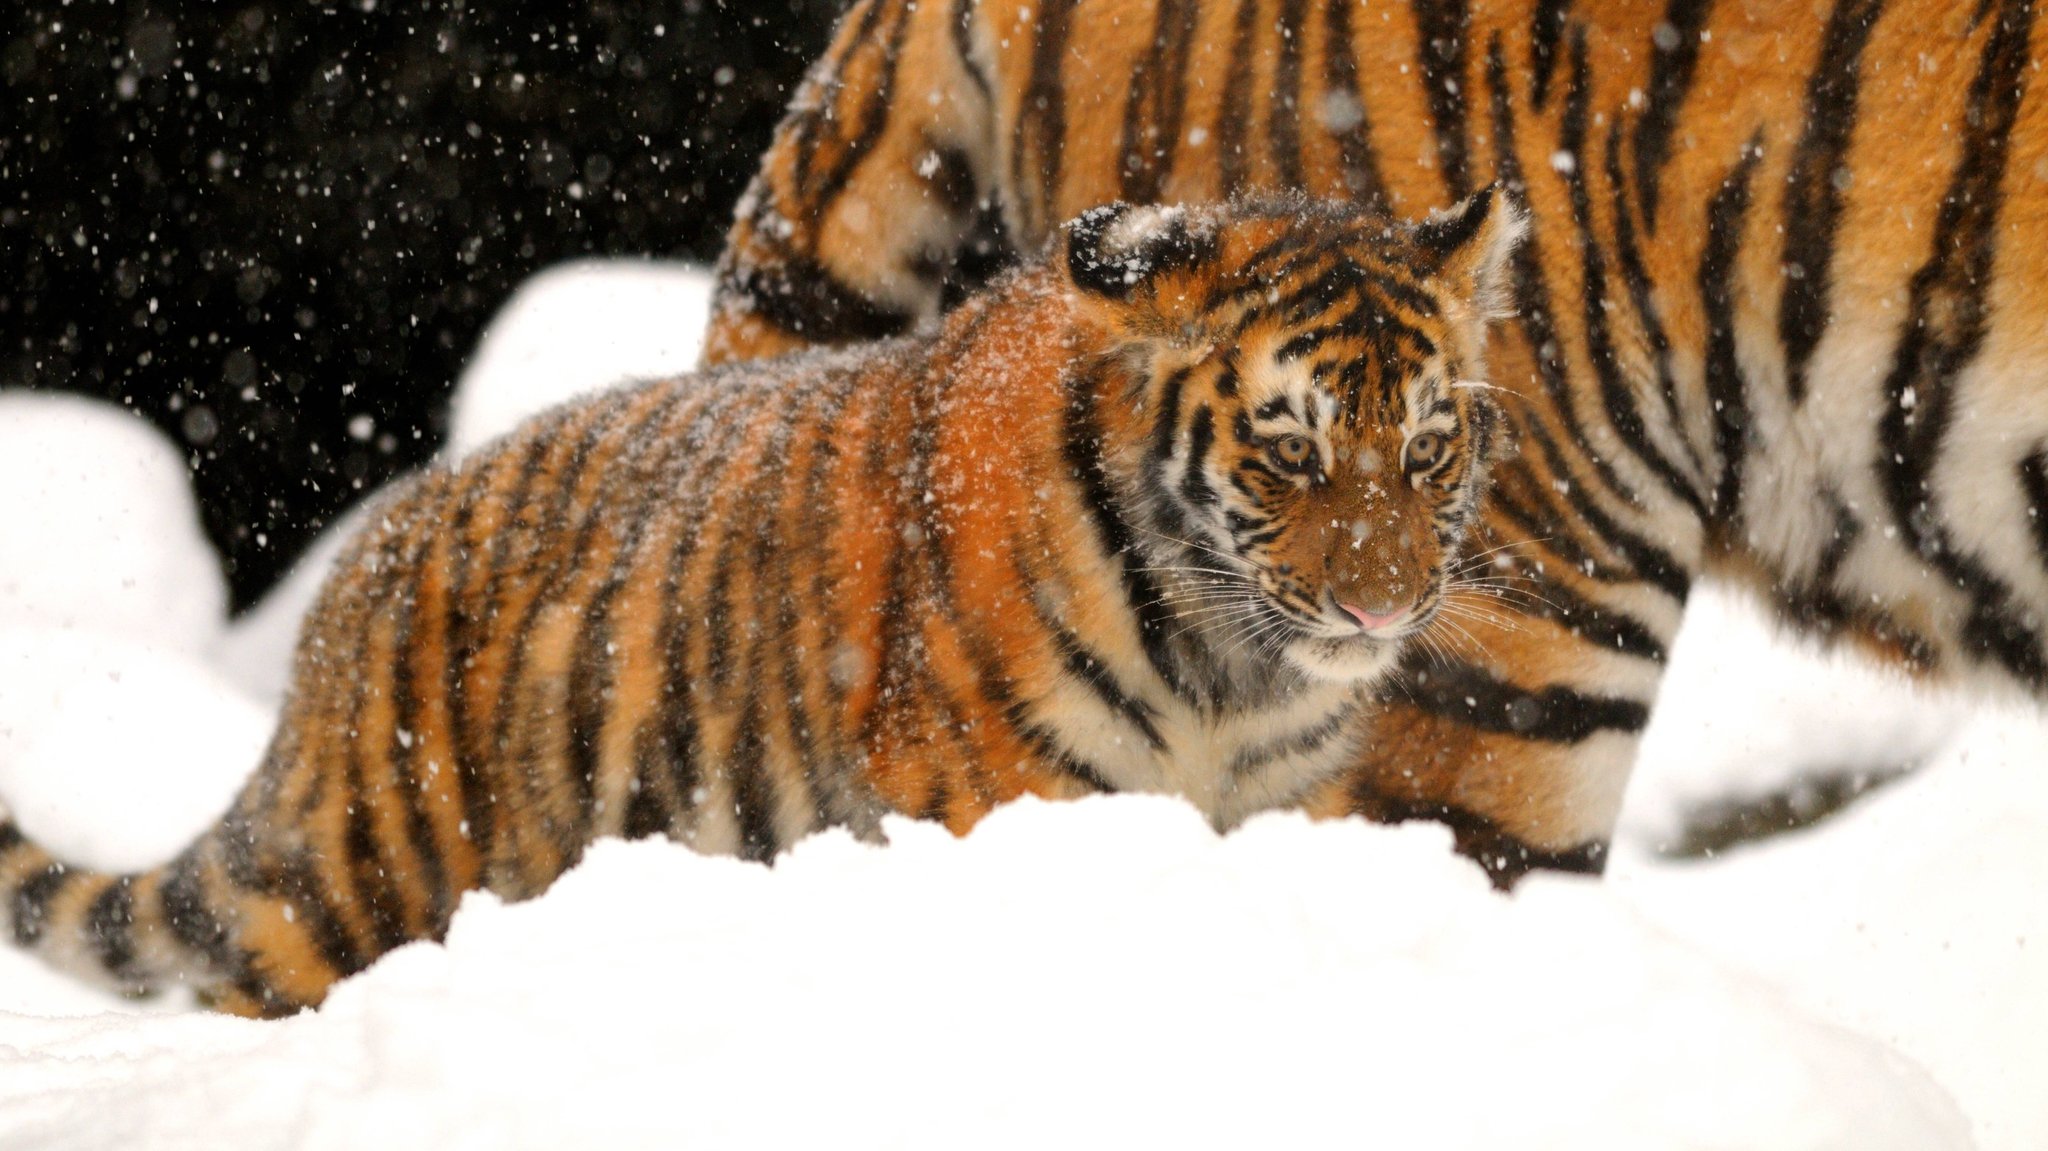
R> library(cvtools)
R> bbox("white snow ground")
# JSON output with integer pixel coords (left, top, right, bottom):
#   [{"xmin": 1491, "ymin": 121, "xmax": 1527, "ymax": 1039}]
[{"xmin": 0, "ymin": 264, "xmax": 2041, "ymax": 1150}]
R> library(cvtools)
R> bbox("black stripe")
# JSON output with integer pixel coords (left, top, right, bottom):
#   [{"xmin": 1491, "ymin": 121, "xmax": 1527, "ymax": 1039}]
[
  {"xmin": 1777, "ymin": 0, "xmax": 1887, "ymax": 406},
  {"xmin": 1520, "ymin": 574, "xmax": 1669, "ymax": 663},
  {"xmin": 1488, "ymin": 475, "xmax": 1642, "ymax": 590},
  {"xmin": 1228, "ymin": 706, "xmax": 1354, "ymax": 777},
  {"xmin": 158, "ymin": 852, "xmax": 239, "ymax": 974},
  {"xmin": 1355, "ymin": 792, "xmax": 1608, "ymax": 889},
  {"xmin": 1180, "ymin": 405, "xmax": 1219, "ymax": 507},
  {"xmin": 447, "ymin": 429, "xmax": 555, "ymax": 865},
  {"xmin": 1238, "ymin": 410, "xmax": 1277, "ymax": 457},
  {"xmin": 1014, "ymin": 712, "xmax": 1120, "ymax": 793},
  {"xmin": 888, "ymin": 305, "xmax": 1046, "ymax": 818},
  {"xmin": 800, "ymin": 371, "xmax": 872, "ymax": 813},
  {"xmin": 1605, "ymin": 115, "xmax": 1710, "ymax": 509},
  {"xmin": 1877, "ymin": 0, "xmax": 2044, "ymax": 687},
  {"xmin": 1632, "ymin": 0, "xmax": 1712, "ymax": 231},
  {"xmin": 565, "ymin": 387, "xmax": 698, "ymax": 845},
  {"xmin": 916, "ymin": 758, "xmax": 954, "ymax": 823},
  {"xmin": 728, "ymin": 699, "xmax": 782, "ymax": 863},
  {"xmin": 775, "ymin": 374, "xmax": 864, "ymax": 832},
  {"xmin": 1120, "ymin": 0, "xmax": 1196, "ymax": 204},
  {"xmin": 620, "ymin": 779, "xmax": 670, "ymax": 841},
  {"xmin": 1391, "ymin": 655, "xmax": 1649, "ymax": 742},
  {"xmin": 1064, "ymin": 359, "xmax": 1197, "ymax": 703},
  {"xmin": 788, "ymin": 0, "xmax": 885, "ymax": 200},
  {"xmin": 949, "ymin": 0, "xmax": 993, "ymax": 101},
  {"xmin": 1060, "ymin": 639, "xmax": 1169, "ymax": 751},
  {"xmin": 11, "ymin": 862, "xmax": 71, "ymax": 947},
  {"xmin": 654, "ymin": 386, "xmax": 758, "ymax": 837},
  {"xmin": 229, "ymin": 972, "xmax": 294, "ymax": 1018},
  {"xmin": 1561, "ymin": 30, "xmax": 1671, "ymax": 514},
  {"xmin": 746, "ymin": 375, "xmax": 832, "ymax": 838},
  {"xmin": 278, "ymin": 850, "xmax": 372, "ymax": 978},
  {"xmin": 1517, "ymin": 414, "xmax": 1693, "ymax": 602},
  {"xmin": 1770, "ymin": 488, "xmax": 1936, "ymax": 669},
  {"xmin": 792, "ymin": 0, "xmax": 915, "ymax": 211},
  {"xmin": 1411, "ymin": 0, "xmax": 1473, "ymax": 200},
  {"xmin": 1150, "ymin": 365, "xmax": 1192, "ymax": 467},
  {"xmin": 718, "ymin": 253, "xmax": 914, "ymax": 347},
  {"xmin": 484, "ymin": 393, "xmax": 643, "ymax": 879},
  {"xmin": 1270, "ymin": 0, "xmax": 1310, "ymax": 189},
  {"xmin": 1605, "ymin": 114, "xmax": 1703, "ymax": 503},
  {"xmin": 384, "ymin": 481, "xmax": 453, "ymax": 935},
  {"xmin": 703, "ymin": 517, "xmax": 747, "ymax": 700},
  {"xmin": 1322, "ymin": 0, "xmax": 1386, "ymax": 205},
  {"xmin": 435, "ymin": 452, "xmax": 503, "ymax": 870},
  {"xmin": 1700, "ymin": 137, "xmax": 1764, "ymax": 525},
  {"xmin": 1528, "ymin": 0, "xmax": 1573, "ymax": 110},
  {"xmin": 87, "ymin": 877, "xmax": 140, "ymax": 983},
  {"xmin": 937, "ymin": 546, "xmax": 1120, "ymax": 800},
  {"xmin": 1217, "ymin": 0, "xmax": 1261, "ymax": 196},
  {"xmin": 1483, "ymin": 37, "xmax": 1636, "ymax": 510},
  {"xmin": 0, "ymin": 819, "xmax": 22, "ymax": 854},
  {"xmin": 2022, "ymin": 449, "xmax": 2048, "ymax": 571},
  {"xmin": 459, "ymin": 412, "xmax": 582, "ymax": 866},
  {"xmin": 920, "ymin": 140, "xmax": 982, "ymax": 220},
  {"xmin": 340, "ymin": 526, "xmax": 413, "ymax": 956},
  {"xmin": 1015, "ymin": 0, "xmax": 1076, "ymax": 233}
]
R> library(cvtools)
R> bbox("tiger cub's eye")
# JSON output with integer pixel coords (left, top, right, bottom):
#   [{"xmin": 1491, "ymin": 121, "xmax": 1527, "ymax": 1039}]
[
  {"xmin": 1269, "ymin": 434, "xmax": 1317, "ymax": 472},
  {"xmin": 1404, "ymin": 432, "xmax": 1446, "ymax": 472}
]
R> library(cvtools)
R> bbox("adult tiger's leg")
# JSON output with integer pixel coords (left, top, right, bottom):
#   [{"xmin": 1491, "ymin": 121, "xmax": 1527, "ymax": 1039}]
[
  {"xmin": 703, "ymin": 0, "xmax": 999, "ymax": 365},
  {"xmin": 1303, "ymin": 491, "xmax": 1688, "ymax": 887}
]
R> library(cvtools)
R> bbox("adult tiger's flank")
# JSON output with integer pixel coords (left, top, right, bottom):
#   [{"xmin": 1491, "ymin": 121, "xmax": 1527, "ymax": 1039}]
[{"xmin": 0, "ymin": 193, "xmax": 1519, "ymax": 1016}]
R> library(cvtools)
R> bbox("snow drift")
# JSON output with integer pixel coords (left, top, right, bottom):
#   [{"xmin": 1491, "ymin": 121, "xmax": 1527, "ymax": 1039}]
[{"xmin": 0, "ymin": 263, "xmax": 2040, "ymax": 1150}]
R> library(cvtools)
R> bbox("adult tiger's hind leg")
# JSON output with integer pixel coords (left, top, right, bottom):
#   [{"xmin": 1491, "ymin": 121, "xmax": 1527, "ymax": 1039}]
[{"xmin": 704, "ymin": 0, "xmax": 1001, "ymax": 365}]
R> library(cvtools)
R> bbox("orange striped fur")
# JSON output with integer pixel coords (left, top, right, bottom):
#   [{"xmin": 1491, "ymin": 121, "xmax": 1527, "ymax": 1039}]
[
  {"xmin": 705, "ymin": 0, "xmax": 2048, "ymax": 877},
  {"xmin": 1, "ymin": 195, "xmax": 1517, "ymax": 1015}
]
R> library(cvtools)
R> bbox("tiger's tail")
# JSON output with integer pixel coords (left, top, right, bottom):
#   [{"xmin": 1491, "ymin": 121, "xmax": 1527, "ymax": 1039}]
[{"xmin": 0, "ymin": 800, "xmax": 255, "ymax": 1011}]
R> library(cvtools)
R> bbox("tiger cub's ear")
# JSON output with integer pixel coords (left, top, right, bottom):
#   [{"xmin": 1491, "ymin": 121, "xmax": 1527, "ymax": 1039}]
[
  {"xmin": 1409, "ymin": 183, "xmax": 1528, "ymax": 320},
  {"xmin": 1062, "ymin": 203, "xmax": 1221, "ymax": 337}
]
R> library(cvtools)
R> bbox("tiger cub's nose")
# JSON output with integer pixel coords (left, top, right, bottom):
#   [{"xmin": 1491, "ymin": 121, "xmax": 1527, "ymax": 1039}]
[{"xmin": 1338, "ymin": 601, "xmax": 1411, "ymax": 633}]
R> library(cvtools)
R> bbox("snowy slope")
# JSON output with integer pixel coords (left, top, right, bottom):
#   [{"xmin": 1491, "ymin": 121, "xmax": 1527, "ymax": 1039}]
[{"xmin": 0, "ymin": 262, "xmax": 2040, "ymax": 1150}]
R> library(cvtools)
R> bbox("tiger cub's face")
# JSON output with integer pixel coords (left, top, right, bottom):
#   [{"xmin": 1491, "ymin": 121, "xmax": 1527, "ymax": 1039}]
[{"xmin": 1066, "ymin": 191, "xmax": 1525, "ymax": 682}]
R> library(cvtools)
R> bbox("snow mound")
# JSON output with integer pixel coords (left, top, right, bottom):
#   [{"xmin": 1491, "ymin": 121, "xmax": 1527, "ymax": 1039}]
[
  {"xmin": 1618, "ymin": 705, "xmax": 2048, "ymax": 1148},
  {"xmin": 0, "ymin": 628, "xmax": 267, "ymax": 872},
  {"xmin": 0, "ymin": 393, "xmax": 228, "ymax": 654},
  {"xmin": 0, "ymin": 800, "xmax": 1971, "ymax": 1151},
  {"xmin": 446, "ymin": 260, "xmax": 712, "ymax": 458}
]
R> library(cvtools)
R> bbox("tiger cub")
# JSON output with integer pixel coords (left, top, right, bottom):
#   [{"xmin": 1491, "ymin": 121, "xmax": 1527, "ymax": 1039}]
[
  {"xmin": 0, "ymin": 193, "xmax": 1519, "ymax": 1016},
  {"xmin": 705, "ymin": 0, "xmax": 2048, "ymax": 878}
]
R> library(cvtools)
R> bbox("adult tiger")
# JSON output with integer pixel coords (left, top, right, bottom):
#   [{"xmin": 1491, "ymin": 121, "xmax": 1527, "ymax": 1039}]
[
  {"xmin": 0, "ymin": 195, "xmax": 1517, "ymax": 1015},
  {"xmin": 706, "ymin": 0, "xmax": 2048, "ymax": 879}
]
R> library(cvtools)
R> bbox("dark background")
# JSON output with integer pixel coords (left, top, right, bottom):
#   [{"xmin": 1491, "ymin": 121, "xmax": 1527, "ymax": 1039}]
[{"xmin": 2, "ymin": 1, "xmax": 839, "ymax": 610}]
